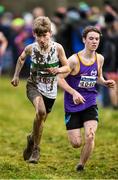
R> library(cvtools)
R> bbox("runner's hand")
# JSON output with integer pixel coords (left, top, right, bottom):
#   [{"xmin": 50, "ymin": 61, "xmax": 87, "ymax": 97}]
[
  {"xmin": 73, "ymin": 90, "xmax": 86, "ymax": 104},
  {"xmin": 11, "ymin": 77, "xmax": 19, "ymax": 87},
  {"xmin": 105, "ymin": 80, "xmax": 115, "ymax": 88},
  {"xmin": 47, "ymin": 67, "xmax": 59, "ymax": 75}
]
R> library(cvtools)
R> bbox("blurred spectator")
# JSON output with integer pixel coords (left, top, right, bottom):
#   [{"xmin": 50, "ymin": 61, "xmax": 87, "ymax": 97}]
[
  {"xmin": 104, "ymin": 18, "xmax": 118, "ymax": 109},
  {"xmin": 104, "ymin": 0, "xmax": 118, "ymax": 17},
  {"xmin": 0, "ymin": 5, "xmax": 5, "ymax": 16},
  {"xmin": 56, "ymin": 7, "xmax": 86, "ymax": 57},
  {"xmin": 0, "ymin": 6, "xmax": 16, "ymax": 75},
  {"xmin": 23, "ymin": 12, "xmax": 33, "ymax": 27},
  {"xmin": 91, "ymin": 1, "xmax": 118, "ymax": 108},
  {"xmin": 88, "ymin": 6, "xmax": 105, "ymax": 28},
  {"xmin": 11, "ymin": 17, "xmax": 34, "ymax": 77},
  {"xmin": 52, "ymin": 7, "xmax": 66, "ymax": 31},
  {"xmin": 0, "ymin": 31, "xmax": 8, "ymax": 75},
  {"xmin": 51, "ymin": 7, "xmax": 66, "ymax": 41},
  {"xmin": 11, "ymin": 18, "xmax": 25, "ymax": 55},
  {"xmin": 103, "ymin": 0, "xmax": 118, "ymax": 27},
  {"xmin": 32, "ymin": 6, "xmax": 45, "ymax": 18},
  {"xmin": 78, "ymin": 2, "xmax": 91, "ymax": 23},
  {"xmin": 100, "ymin": 16, "xmax": 118, "ymax": 109}
]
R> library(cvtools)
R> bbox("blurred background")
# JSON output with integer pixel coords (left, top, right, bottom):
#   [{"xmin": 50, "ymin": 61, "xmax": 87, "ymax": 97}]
[
  {"xmin": 0, "ymin": 0, "xmax": 118, "ymax": 16},
  {"xmin": 0, "ymin": 0, "xmax": 118, "ymax": 109}
]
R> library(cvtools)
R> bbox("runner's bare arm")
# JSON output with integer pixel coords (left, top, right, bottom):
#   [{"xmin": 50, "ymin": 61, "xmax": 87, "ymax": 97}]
[
  {"xmin": 58, "ymin": 55, "xmax": 85, "ymax": 104},
  {"xmin": 97, "ymin": 54, "xmax": 115, "ymax": 88},
  {"xmin": 97, "ymin": 54, "xmax": 106, "ymax": 85},
  {"xmin": 58, "ymin": 54, "xmax": 79, "ymax": 79},
  {"xmin": 11, "ymin": 45, "xmax": 32, "ymax": 86},
  {"xmin": 14, "ymin": 45, "xmax": 31, "ymax": 77}
]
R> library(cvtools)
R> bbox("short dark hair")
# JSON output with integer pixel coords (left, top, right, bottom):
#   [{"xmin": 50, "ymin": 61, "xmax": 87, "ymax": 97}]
[{"xmin": 82, "ymin": 26, "xmax": 102, "ymax": 39}]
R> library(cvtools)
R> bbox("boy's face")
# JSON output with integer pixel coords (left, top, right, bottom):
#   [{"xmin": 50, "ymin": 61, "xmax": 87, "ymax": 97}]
[
  {"xmin": 34, "ymin": 31, "xmax": 52, "ymax": 48},
  {"xmin": 83, "ymin": 31, "xmax": 100, "ymax": 51}
]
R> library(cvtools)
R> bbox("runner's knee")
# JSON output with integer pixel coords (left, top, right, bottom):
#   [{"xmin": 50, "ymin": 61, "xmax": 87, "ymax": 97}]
[
  {"xmin": 70, "ymin": 138, "xmax": 82, "ymax": 148},
  {"xmin": 36, "ymin": 108, "xmax": 46, "ymax": 119},
  {"xmin": 85, "ymin": 128, "xmax": 95, "ymax": 144}
]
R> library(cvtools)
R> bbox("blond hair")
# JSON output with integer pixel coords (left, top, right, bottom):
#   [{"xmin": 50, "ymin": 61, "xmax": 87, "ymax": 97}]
[{"xmin": 32, "ymin": 16, "xmax": 51, "ymax": 36}]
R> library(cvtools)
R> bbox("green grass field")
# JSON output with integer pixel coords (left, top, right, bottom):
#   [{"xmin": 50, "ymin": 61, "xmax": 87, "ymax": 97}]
[{"xmin": 0, "ymin": 76, "xmax": 118, "ymax": 179}]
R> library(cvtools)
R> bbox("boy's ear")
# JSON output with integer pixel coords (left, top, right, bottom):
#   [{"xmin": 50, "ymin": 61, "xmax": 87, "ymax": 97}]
[{"xmin": 82, "ymin": 37, "xmax": 85, "ymax": 43}]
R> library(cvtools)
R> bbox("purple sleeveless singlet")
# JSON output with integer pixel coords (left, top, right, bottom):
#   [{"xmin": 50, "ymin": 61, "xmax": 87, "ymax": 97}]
[{"xmin": 64, "ymin": 52, "xmax": 98, "ymax": 112}]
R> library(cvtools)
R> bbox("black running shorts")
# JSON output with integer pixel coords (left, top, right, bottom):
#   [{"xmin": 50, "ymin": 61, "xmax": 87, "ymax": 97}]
[{"xmin": 65, "ymin": 105, "xmax": 98, "ymax": 130}]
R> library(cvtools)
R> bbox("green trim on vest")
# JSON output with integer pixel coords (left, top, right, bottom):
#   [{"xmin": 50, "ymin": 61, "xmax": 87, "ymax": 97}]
[
  {"xmin": 31, "ymin": 72, "xmax": 56, "ymax": 77},
  {"xmin": 31, "ymin": 61, "xmax": 59, "ymax": 69}
]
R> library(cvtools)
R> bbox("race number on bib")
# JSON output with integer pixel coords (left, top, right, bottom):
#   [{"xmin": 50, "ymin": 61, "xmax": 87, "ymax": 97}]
[
  {"xmin": 36, "ymin": 76, "xmax": 54, "ymax": 91},
  {"xmin": 78, "ymin": 75, "xmax": 97, "ymax": 88}
]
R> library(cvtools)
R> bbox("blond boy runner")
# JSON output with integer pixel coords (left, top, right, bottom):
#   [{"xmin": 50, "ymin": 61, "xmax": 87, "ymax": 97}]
[{"xmin": 11, "ymin": 16, "xmax": 70, "ymax": 164}]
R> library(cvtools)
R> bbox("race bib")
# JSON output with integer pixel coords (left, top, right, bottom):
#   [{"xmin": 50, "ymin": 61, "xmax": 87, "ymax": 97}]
[
  {"xmin": 36, "ymin": 76, "xmax": 55, "ymax": 91},
  {"xmin": 78, "ymin": 75, "xmax": 97, "ymax": 88}
]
